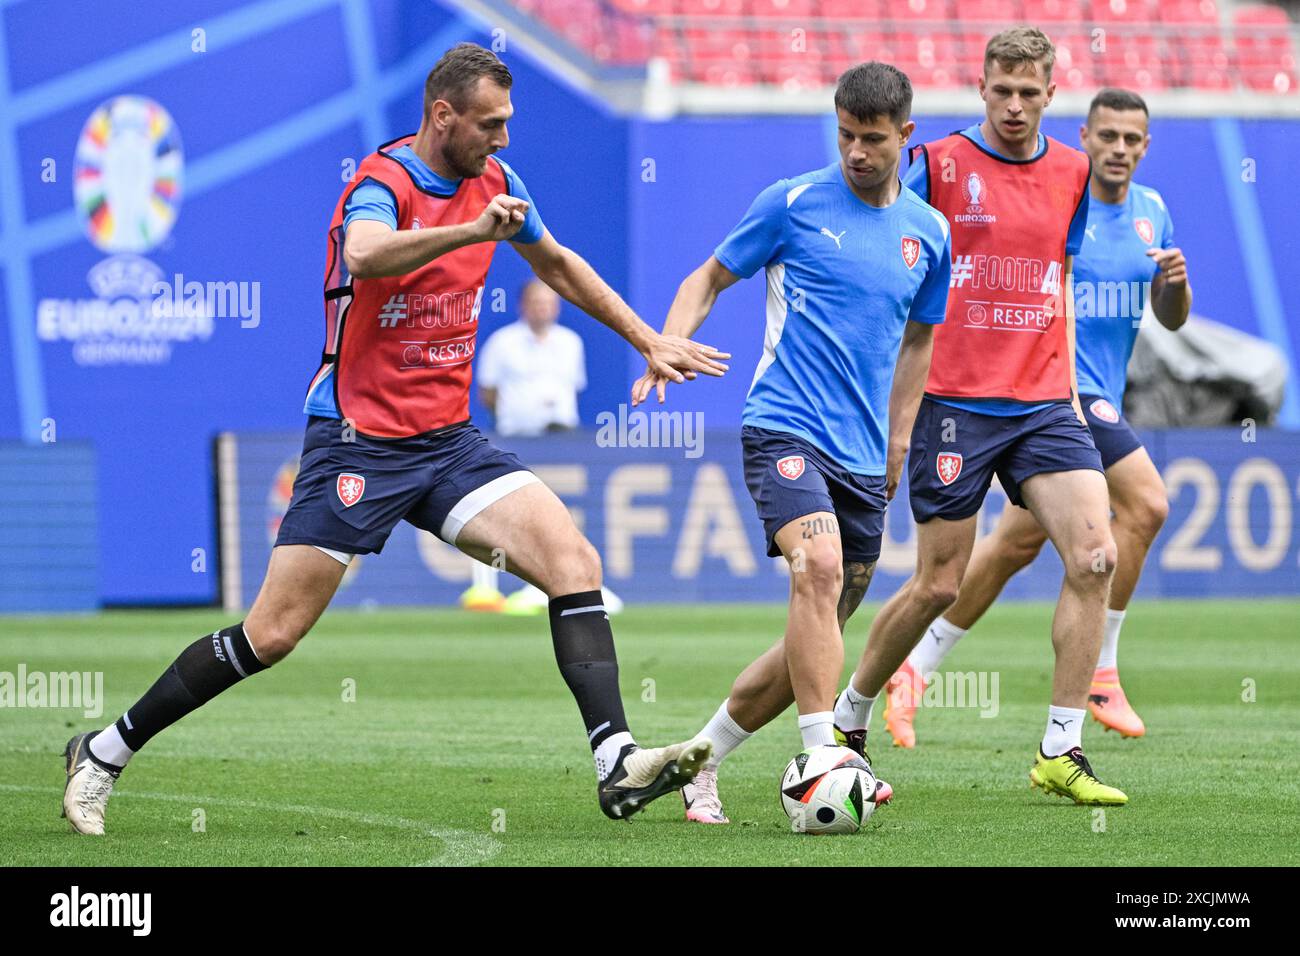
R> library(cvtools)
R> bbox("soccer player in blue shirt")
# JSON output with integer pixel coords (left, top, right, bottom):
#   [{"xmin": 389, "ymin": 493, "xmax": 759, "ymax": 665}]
[
  {"xmin": 884, "ymin": 88, "xmax": 1190, "ymax": 746},
  {"xmin": 632, "ymin": 62, "xmax": 951, "ymax": 824}
]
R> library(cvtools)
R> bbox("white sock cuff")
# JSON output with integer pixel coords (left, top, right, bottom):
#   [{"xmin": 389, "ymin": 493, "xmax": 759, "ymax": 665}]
[
  {"xmin": 1105, "ymin": 608, "xmax": 1127, "ymax": 624},
  {"xmin": 931, "ymin": 616, "xmax": 969, "ymax": 640},
  {"xmin": 844, "ymin": 683, "xmax": 871, "ymax": 706},
  {"xmin": 797, "ymin": 711, "xmax": 834, "ymax": 728}
]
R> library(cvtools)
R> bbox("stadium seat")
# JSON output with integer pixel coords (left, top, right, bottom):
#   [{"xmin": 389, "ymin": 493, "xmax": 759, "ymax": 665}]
[
  {"xmin": 1021, "ymin": 0, "xmax": 1086, "ymax": 23},
  {"xmin": 1156, "ymin": 0, "xmax": 1218, "ymax": 25},
  {"xmin": 954, "ymin": 0, "xmax": 1021, "ymax": 27},
  {"xmin": 752, "ymin": 0, "xmax": 816, "ymax": 19},
  {"xmin": 609, "ymin": 0, "xmax": 678, "ymax": 15},
  {"xmin": 1050, "ymin": 31, "xmax": 1101, "ymax": 90},
  {"xmin": 1088, "ymin": 0, "xmax": 1156, "ymax": 23},
  {"xmin": 818, "ymin": 0, "xmax": 882, "ymax": 19},
  {"xmin": 884, "ymin": 0, "xmax": 952, "ymax": 23},
  {"xmin": 677, "ymin": 0, "xmax": 746, "ymax": 15},
  {"xmin": 1234, "ymin": 4, "xmax": 1298, "ymax": 94}
]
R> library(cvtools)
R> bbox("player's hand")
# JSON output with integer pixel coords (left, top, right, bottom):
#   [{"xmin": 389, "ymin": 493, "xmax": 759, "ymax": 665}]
[
  {"xmin": 641, "ymin": 333, "xmax": 730, "ymax": 389},
  {"xmin": 473, "ymin": 194, "xmax": 530, "ymax": 243},
  {"xmin": 631, "ymin": 366, "xmax": 670, "ymax": 406},
  {"xmin": 885, "ymin": 440, "xmax": 908, "ymax": 501},
  {"xmin": 1147, "ymin": 247, "xmax": 1187, "ymax": 287}
]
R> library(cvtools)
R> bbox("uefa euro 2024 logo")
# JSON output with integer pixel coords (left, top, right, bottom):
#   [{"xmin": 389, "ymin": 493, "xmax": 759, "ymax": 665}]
[{"xmin": 37, "ymin": 95, "xmax": 259, "ymax": 366}]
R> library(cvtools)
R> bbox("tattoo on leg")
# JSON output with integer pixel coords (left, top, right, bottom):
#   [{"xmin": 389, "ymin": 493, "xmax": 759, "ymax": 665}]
[
  {"xmin": 837, "ymin": 560, "xmax": 877, "ymax": 631},
  {"xmin": 801, "ymin": 516, "xmax": 840, "ymax": 540}
]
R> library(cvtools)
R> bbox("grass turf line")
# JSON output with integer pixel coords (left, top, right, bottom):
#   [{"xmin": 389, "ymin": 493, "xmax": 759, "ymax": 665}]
[{"xmin": 1, "ymin": 601, "xmax": 1297, "ymax": 866}]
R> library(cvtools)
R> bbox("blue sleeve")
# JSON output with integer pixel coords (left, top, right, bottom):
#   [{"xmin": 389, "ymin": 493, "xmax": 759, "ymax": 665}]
[
  {"xmin": 1066, "ymin": 177, "xmax": 1090, "ymax": 256},
  {"xmin": 714, "ymin": 180, "xmax": 787, "ymax": 279},
  {"xmin": 902, "ymin": 148, "xmax": 928, "ymax": 203},
  {"xmin": 909, "ymin": 228, "xmax": 950, "ymax": 325},
  {"xmin": 498, "ymin": 159, "xmax": 545, "ymax": 244},
  {"xmin": 1162, "ymin": 204, "xmax": 1176, "ymax": 250},
  {"xmin": 343, "ymin": 179, "xmax": 398, "ymax": 231}
]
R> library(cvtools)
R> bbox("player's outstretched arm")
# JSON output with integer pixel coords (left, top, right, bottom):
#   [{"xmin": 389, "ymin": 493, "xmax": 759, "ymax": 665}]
[
  {"xmin": 513, "ymin": 230, "xmax": 730, "ymax": 388},
  {"xmin": 885, "ymin": 320, "xmax": 936, "ymax": 500},
  {"xmin": 343, "ymin": 195, "xmax": 530, "ymax": 278},
  {"xmin": 632, "ymin": 256, "xmax": 740, "ymax": 406},
  {"xmin": 1148, "ymin": 247, "xmax": 1191, "ymax": 330}
]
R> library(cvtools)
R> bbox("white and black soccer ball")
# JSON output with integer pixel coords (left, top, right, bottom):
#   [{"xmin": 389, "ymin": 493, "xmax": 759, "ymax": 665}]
[{"xmin": 780, "ymin": 745, "xmax": 877, "ymax": 835}]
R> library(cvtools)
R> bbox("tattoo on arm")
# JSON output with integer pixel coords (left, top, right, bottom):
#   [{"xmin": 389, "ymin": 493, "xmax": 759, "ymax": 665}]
[{"xmin": 837, "ymin": 560, "xmax": 877, "ymax": 632}]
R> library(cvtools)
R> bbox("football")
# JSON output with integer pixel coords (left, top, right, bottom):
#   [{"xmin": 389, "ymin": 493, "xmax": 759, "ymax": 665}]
[{"xmin": 780, "ymin": 745, "xmax": 877, "ymax": 835}]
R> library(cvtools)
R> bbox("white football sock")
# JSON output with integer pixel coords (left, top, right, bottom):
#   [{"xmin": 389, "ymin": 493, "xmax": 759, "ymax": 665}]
[
  {"xmin": 1042, "ymin": 706, "xmax": 1086, "ymax": 757},
  {"xmin": 834, "ymin": 683, "xmax": 875, "ymax": 732},
  {"xmin": 89, "ymin": 724, "xmax": 134, "ymax": 768},
  {"xmin": 909, "ymin": 616, "xmax": 968, "ymax": 676},
  {"xmin": 593, "ymin": 731, "xmax": 635, "ymax": 780},
  {"xmin": 798, "ymin": 711, "xmax": 836, "ymax": 749},
  {"xmin": 696, "ymin": 699, "xmax": 753, "ymax": 769},
  {"xmin": 1097, "ymin": 609, "xmax": 1125, "ymax": 670},
  {"xmin": 471, "ymin": 560, "xmax": 499, "ymax": 590}
]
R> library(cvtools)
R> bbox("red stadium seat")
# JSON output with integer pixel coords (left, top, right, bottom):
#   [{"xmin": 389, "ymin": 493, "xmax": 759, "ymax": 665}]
[
  {"xmin": 1234, "ymin": 4, "xmax": 1298, "ymax": 94},
  {"xmin": 677, "ymin": 0, "xmax": 746, "ymax": 16},
  {"xmin": 883, "ymin": 0, "xmax": 951, "ymax": 23},
  {"xmin": 608, "ymin": 0, "xmax": 678, "ymax": 15},
  {"xmin": 892, "ymin": 29, "xmax": 963, "ymax": 87},
  {"xmin": 1088, "ymin": 0, "xmax": 1156, "ymax": 23},
  {"xmin": 1050, "ymin": 31, "xmax": 1101, "ymax": 89},
  {"xmin": 954, "ymin": 0, "xmax": 1020, "ymax": 26},
  {"xmin": 1156, "ymin": 0, "xmax": 1218, "ymax": 25},
  {"xmin": 1022, "ymin": 0, "xmax": 1086, "ymax": 23},
  {"xmin": 752, "ymin": 0, "xmax": 816, "ymax": 19},
  {"xmin": 819, "ymin": 0, "xmax": 882, "ymax": 19}
]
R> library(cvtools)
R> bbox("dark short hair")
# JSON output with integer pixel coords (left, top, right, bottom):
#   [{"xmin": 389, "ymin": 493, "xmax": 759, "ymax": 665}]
[
  {"xmin": 1087, "ymin": 87, "xmax": 1150, "ymax": 121},
  {"xmin": 834, "ymin": 61, "xmax": 913, "ymax": 126},
  {"xmin": 424, "ymin": 43, "xmax": 512, "ymax": 114}
]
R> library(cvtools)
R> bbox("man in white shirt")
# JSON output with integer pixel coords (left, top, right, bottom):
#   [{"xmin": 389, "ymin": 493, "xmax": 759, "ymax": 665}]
[
  {"xmin": 463, "ymin": 280, "xmax": 624, "ymax": 614},
  {"xmin": 478, "ymin": 280, "xmax": 586, "ymax": 435}
]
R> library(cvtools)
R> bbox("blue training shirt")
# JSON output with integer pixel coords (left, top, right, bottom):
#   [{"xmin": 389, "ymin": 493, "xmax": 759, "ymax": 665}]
[
  {"xmin": 905, "ymin": 124, "xmax": 1089, "ymax": 416},
  {"xmin": 1073, "ymin": 183, "xmax": 1175, "ymax": 406},
  {"xmin": 716, "ymin": 162, "xmax": 951, "ymax": 475}
]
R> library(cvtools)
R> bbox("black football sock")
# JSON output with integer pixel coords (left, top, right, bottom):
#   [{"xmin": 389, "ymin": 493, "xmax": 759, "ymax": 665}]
[
  {"xmin": 109, "ymin": 623, "xmax": 269, "ymax": 753},
  {"xmin": 549, "ymin": 591, "xmax": 631, "ymax": 759}
]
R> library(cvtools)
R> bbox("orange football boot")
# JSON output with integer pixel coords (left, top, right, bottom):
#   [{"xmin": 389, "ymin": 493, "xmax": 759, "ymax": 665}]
[
  {"xmin": 883, "ymin": 659, "xmax": 926, "ymax": 749},
  {"xmin": 1088, "ymin": 666, "xmax": 1146, "ymax": 738}
]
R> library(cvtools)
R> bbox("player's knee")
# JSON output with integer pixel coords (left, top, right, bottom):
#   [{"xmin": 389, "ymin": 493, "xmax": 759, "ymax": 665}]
[
  {"xmin": 1002, "ymin": 533, "xmax": 1046, "ymax": 571},
  {"xmin": 245, "ymin": 620, "xmax": 306, "ymax": 665},
  {"xmin": 790, "ymin": 546, "xmax": 843, "ymax": 601},
  {"xmin": 913, "ymin": 577, "xmax": 960, "ymax": 616},
  {"xmin": 1066, "ymin": 537, "xmax": 1118, "ymax": 587},
  {"xmin": 541, "ymin": 535, "xmax": 602, "ymax": 596},
  {"xmin": 1124, "ymin": 491, "xmax": 1169, "ymax": 542}
]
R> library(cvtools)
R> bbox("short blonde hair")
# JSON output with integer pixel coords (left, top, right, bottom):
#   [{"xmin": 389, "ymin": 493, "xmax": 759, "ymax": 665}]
[{"xmin": 984, "ymin": 27, "xmax": 1055, "ymax": 80}]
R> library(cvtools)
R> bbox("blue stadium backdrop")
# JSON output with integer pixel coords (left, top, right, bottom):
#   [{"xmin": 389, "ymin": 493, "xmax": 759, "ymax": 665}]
[{"xmin": 0, "ymin": 0, "xmax": 1297, "ymax": 609}]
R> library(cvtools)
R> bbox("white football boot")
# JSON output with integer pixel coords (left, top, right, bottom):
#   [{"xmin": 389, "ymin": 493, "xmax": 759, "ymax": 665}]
[
  {"xmin": 682, "ymin": 767, "xmax": 730, "ymax": 824},
  {"xmin": 62, "ymin": 732, "xmax": 119, "ymax": 835}
]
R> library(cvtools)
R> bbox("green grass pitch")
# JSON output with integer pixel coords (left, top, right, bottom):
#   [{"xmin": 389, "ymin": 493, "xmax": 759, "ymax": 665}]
[{"xmin": 2, "ymin": 600, "xmax": 1297, "ymax": 866}]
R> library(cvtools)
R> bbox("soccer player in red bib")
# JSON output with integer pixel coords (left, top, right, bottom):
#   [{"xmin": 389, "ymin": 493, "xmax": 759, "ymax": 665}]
[
  {"xmin": 830, "ymin": 28, "xmax": 1129, "ymax": 805},
  {"xmin": 61, "ymin": 44, "xmax": 727, "ymax": 834},
  {"xmin": 884, "ymin": 88, "xmax": 1190, "ymax": 747}
]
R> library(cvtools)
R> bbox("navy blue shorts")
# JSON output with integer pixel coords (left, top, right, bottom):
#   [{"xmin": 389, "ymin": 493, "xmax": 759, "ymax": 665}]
[
  {"xmin": 275, "ymin": 417, "xmax": 537, "ymax": 556},
  {"xmin": 908, "ymin": 397, "xmax": 1103, "ymax": 523},
  {"xmin": 741, "ymin": 425, "xmax": 887, "ymax": 563},
  {"xmin": 1080, "ymin": 394, "xmax": 1144, "ymax": 470}
]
